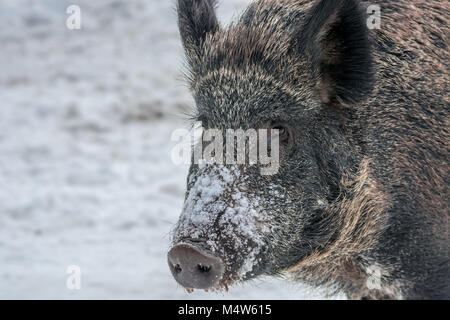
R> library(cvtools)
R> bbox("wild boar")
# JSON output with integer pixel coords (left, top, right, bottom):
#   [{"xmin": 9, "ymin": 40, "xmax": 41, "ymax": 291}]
[{"xmin": 168, "ymin": 0, "xmax": 449, "ymax": 299}]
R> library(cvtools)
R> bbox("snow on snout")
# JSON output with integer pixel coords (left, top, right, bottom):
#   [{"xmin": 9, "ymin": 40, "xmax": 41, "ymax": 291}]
[{"xmin": 172, "ymin": 163, "xmax": 268, "ymax": 279}]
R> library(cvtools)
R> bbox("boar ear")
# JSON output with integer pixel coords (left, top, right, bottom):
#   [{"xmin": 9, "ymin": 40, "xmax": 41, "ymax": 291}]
[
  {"xmin": 298, "ymin": 0, "xmax": 373, "ymax": 106},
  {"xmin": 177, "ymin": 0, "xmax": 219, "ymax": 60}
]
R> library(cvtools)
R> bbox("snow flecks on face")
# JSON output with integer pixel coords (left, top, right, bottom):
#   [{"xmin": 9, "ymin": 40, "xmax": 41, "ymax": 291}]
[
  {"xmin": 365, "ymin": 264, "xmax": 384, "ymax": 291},
  {"xmin": 363, "ymin": 262, "xmax": 404, "ymax": 299},
  {"xmin": 172, "ymin": 164, "xmax": 269, "ymax": 282}
]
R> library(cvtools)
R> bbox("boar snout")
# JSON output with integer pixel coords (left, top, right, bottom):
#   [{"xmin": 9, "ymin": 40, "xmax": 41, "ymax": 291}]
[{"xmin": 167, "ymin": 242, "xmax": 225, "ymax": 289}]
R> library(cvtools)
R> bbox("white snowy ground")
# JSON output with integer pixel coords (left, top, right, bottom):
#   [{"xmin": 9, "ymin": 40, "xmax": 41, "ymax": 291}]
[{"xmin": 0, "ymin": 0, "xmax": 343, "ymax": 299}]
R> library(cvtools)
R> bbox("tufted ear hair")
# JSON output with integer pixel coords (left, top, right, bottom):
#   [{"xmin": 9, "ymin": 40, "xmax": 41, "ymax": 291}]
[
  {"xmin": 297, "ymin": 0, "xmax": 374, "ymax": 106},
  {"xmin": 177, "ymin": 0, "xmax": 220, "ymax": 65}
]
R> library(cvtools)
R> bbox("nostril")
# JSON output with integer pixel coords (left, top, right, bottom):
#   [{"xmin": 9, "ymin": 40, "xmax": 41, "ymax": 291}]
[
  {"xmin": 173, "ymin": 264, "xmax": 182, "ymax": 274},
  {"xmin": 167, "ymin": 243, "xmax": 224, "ymax": 289},
  {"xmin": 197, "ymin": 264, "xmax": 211, "ymax": 273}
]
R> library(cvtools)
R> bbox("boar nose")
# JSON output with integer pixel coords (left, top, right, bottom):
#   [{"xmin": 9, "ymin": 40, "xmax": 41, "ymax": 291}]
[{"xmin": 167, "ymin": 243, "xmax": 224, "ymax": 289}]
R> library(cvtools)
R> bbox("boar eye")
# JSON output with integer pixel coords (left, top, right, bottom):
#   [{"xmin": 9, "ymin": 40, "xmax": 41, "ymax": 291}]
[{"xmin": 271, "ymin": 124, "xmax": 290, "ymax": 143}]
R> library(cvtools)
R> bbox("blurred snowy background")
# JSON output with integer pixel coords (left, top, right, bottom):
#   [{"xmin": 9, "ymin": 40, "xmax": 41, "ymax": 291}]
[{"xmin": 0, "ymin": 0, "xmax": 342, "ymax": 299}]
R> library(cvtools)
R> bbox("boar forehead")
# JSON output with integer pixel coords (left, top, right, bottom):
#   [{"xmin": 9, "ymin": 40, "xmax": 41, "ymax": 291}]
[
  {"xmin": 193, "ymin": 70, "xmax": 318, "ymax": 128},
  {"xmin": 173, "ymin": 163, "xmax": 274, "ymax": 277}
]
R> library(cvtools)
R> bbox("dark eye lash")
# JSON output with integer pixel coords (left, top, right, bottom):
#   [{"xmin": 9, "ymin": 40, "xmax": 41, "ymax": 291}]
[{"xmin": 189, "ymin": 113, "xmax": 208, "ymax": 127}]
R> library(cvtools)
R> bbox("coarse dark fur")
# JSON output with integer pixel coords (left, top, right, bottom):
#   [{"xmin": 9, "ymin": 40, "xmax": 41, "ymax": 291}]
[{"xmin": 172, "ymin": 0, "xmax": 449, "ymax": 299}]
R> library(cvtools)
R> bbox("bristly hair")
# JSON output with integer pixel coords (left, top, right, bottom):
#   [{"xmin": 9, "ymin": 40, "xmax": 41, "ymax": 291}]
[
  {"xmin": 295, "ymin": 0, "xmax": 374, "ymax": 105},
  {"xmin": 178, "ymin": 0, "xmax": 374, "ymax": 109},
  {"xmin": 177, "ymin": 0, "xmax": 220, "ymax": 67}
]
